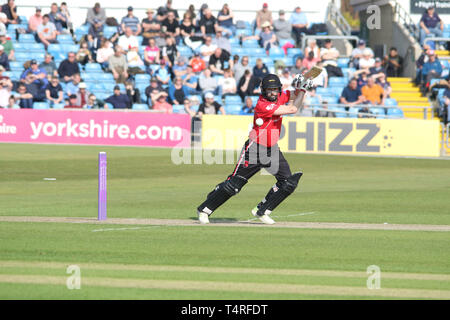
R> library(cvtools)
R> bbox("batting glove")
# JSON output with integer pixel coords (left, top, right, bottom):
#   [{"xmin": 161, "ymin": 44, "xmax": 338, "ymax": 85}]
[{"xmin": 299, "ymin": 78, "xmax": 314, "ymax": 92}]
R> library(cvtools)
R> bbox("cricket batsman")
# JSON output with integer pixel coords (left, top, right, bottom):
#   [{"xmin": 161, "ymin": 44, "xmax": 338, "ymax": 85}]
[{"xmin": 197, "ymin": 72, "xmax": 314, "ymax": 224}]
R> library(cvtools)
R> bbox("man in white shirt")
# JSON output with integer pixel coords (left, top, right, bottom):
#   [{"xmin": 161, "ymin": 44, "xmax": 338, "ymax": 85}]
[
  {"xmin": 199, "ymin": 36, "xmax": 217, "ymax": 64},
  {"xmin": 320, "ymin": 39, "xmax": 343, "ymax": 78},
  {"xmin": 118, "ymin": 27, "xmax": 139, "ymax": 52}
]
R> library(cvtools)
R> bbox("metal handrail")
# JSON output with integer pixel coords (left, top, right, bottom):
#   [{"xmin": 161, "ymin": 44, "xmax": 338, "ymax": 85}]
[
  {"xmin": 326, "ymin": 2, "xmax": 352, "ymax": 36},
  {"xmin": 391, "ymin": 0, "xmax": 419, "ymax": 42},
  {"xmin": 425, "ymin": 37, "xmax": 450, "ymax": 45},
  {"xmin": 301, "ymin": 35, "xmax": 359, "ymax": 51}
]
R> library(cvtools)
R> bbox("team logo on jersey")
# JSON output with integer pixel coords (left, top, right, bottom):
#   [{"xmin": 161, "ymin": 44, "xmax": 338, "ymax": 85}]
[{"xmin": 266, "ymin": 103, "xmax": 276, "ymax": 110}]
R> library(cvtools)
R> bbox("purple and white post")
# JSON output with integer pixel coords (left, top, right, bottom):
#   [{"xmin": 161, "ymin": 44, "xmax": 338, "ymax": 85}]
[{"xmin": 98, "ymin": 152, "xmax": 107, "ymax": 220}]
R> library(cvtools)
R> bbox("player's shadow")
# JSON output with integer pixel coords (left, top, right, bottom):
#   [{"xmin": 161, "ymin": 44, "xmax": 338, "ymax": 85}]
[{"xmin": 189, "ymin": 217, "xmax": 239, "ymax": 223}]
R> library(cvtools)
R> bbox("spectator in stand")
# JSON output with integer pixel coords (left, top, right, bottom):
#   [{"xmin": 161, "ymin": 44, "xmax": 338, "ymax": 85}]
[
  {"xmin": 86, "ymin": 3, "xmax": 106, "ymax": 26},
  {"xmin": 199, "ymin": 8, "xmax": 219, "ymax": 38},
  {"xmin": 16, "ymin": 83, "xmax": 33, "ymax": 108},
  {"xmin": 141, "ymin": 9, "xmax": 161, "ymax": 46},
  {"xmin": 443, "ymin": 84, "xmax": 450, "ymax": 124},
  {"xmin": 2, "ymin": 0, "xmax": 19, "ymax": 26},
  {"xmin": 320, "ymin": 39, "xmax": 344, "ymax": 78},
  {"xmin": 361, "ymin": 76, "xmax": 386, "ymax": 105},
  {"xmin": 255, "ymin": 3, "xmax": 272, "ymax": 33},
  {"xmin": 290, "ymin": 6, "xmax": 310, "ymax": 46},
  {"xmin": 180, "ymin": 11, "xmax": 203, "ymax": 51},
  {"xmin": 0, "ymin": 32, "xmax": 13, "ymax": 61},
  {"xmin": 233, "ymin": 55, "xmax": 251, "ymax": 84},
  {"xmin": 105, "ymin": 85, "xmax": 131, "ymax": 109},
  {"xmin": 118, "ymin": 27, "xmax": 139, "ymax": 53},
  {"xmin": 173, "ymin": 56, "xmax": 188, "ymax": 78},
  {"xmin": 0, "ymin": 76, "xmax": 12, "ymax": 108},
  {"xmin": 183, "ymin": 65, "xmax": 200, "ymax": 95},
  {"xmin": 75, "ymin": 82, "xmax": 90, "ymax": 108},
  {"xmin": 126, "ymin": 46, "xmax": 145, "ymax": 75},
  {"xmin": 280, "ymin": 68, "xmax": 293, "ymax": 91},
  {"xmin": 217, "ymin": 3, "xmax": 235, "ymax": 37},
  {"xmin": 22, "ymin": 72, "xmax": 47, "ymax": 102},
  {"xmin": 154, "ymin": 59, "xmax": 171, "ymax": 87},
  {"xmin": 369, "ymin": 57, "xmax": 386, "ymax": 78},
  {"xmin": 87, "ymin": 18, "xmax": 104, "ymax": 49},
  {"xmin": 376, "ymin": 73, "xmax": 392, "ymax": 98},
  {"xmin": 168, "ymin": 77, "xmax": 189, "ymax": 105},
  {"xmin": 218, "ymin": 68, "xmax": 237, "ymax": 97},
  {"xmin": 162, "ymin": 11, "xmax": 180, "ymax": 41},
  {"xmin": 356, "ymin": 69, "xmax": 369, "ymax": 89},
  {"xmin": 36, "ymin": 14, "xmax": 58, "ymax": 49},
  {"xmin": 108, "ymin": 45, "xmax": 129, "ymax": 84},
  {"xmin": 0, "ymin": 13, "xmax": 6, "ymax": 35},
  {"xmin": 28, "ymin": 7, "xmax": 43, "ymax": 33},
  {"xmin": 243, "ymin": 21, "xmax": 277, "ymax": 51},
  {"xmin": 64, "ymin": 73, "xmax": 81, "ymax": 96},
  {"xmin": 350, "ymin": 39, "xmax": 373, "ymax": 69},
  {"xmin": 302, "ymin": 51, "xmax": 320, "ymax": 70},
  {"xmin": 145, "ymin": 77, "xmax": 167, "ymax": 106},
  {"xmin": 358, "ymin": 48, "xmax": 375, "ymax": 71},
  {"xmin": 242, "ymin": 96, "xmax": 255, "ymax": 114},
  {"xmin": 157, "ymin": 0, "xmax": 179, "ymax": 22},
  {"xmin": 290, "ymin": 57, "xmax": 304, "ymax": 75},
  {"xmin": 238, "ymin": 69, "xmax": 260, "ymax": 102},
  {"xmin": 6, "ymin": 95, "xmax": 20, "ymax": 109},
  {"xmin": 121, "ymin": 6, "xmax": 141, "ymax": 36},
  {"xmin": 96, "ymin": 39, "xmax": 114, "ymax": 70},
  {"xmin": 253, "ymin": 58, "xmax": 269, "ymax": 81},
  {"xmin": 212, "ymin": 30, "xmax": 231, "ymax": 55},
  {"xmin": 199, "ymin": 68, "xmax": 220, "ymax": 96},
  {"xmin": 209, "ymin": 47, "xmax": 233, "ymax": 75},
  {"xmin": 48, "ymin": 2, "xmax": 68, "ymax": 34},
  {"xmin": 65, "ymin": 94, "xmax": 81, "ymax": 108},
  {"xmin": 144, "ymin": 37, "xmax": 160, "ymax": 70},
  {"xmin": 197, "ymin": 91, "xmax": 225, "ymax": 118},
  {"xmin": 384, "ymin": 47, "xmax": 403, "ymax": 77},
  {"xmin": 161, "ymin": 36, "xmax": 179, "ymax": 68},
  {"xmin": 183, "ymin": 97, "xmax": 196, "ymax": 117},
  {"xmin": 45, "ymin": 75, "xmax": 63, "ymax": 107},
  {"xmin": 85, "ymin": 93, "xmax": 103, "ymax": 109},
  {"xmin": 421, "ymin": 50, "xmax": 442, "ymax": 89},
  {"xmin": 312, "ymin": 62, "xmax": 328, "ymax": 88},
  {"xmin": 199, "ymin": 36, "xmax": 217, "ymax": 63},
  {"xmin": 415, "ymin": 44, "xmax": 431, "ymax": 85},
  {"xmin": 60, "ymin": 2, "xmax": 73, "ymax": 34},
  {"xmin": 21, "ymin": 59, "xmax": 47, "ymax": 85},
  {"xmin": 304, "ymin": 39, "xmax": 320, "ymax": 61},
  {"xmin": 340, "ymin": 78, "xmax": 365, "ymax": 109},
  {"xmin": 315, "ymin": 101, "xmax": 335, "ymax": 118},
  {"xmin": 76, "ymin": 42, "xmax": 93, "ymax": 65},
  {"xmin": 58, "ymin": 52, "xmax": 80, "ymax": 83},
  {"xmin": 419, "ymin": 5, "xmax": 444, "ymax": 48},
  {"xmin": 189, "ymin": 52, "xmax": 206, "ymax": 73},
  {"xmin": 39, "ymin": 54, "xmax": 58, "ymax": 79},
  {"xmin": 153, "ymin": 91, "xmax": 173, "ymax": 113},
  {"xmin": 273, "ymin": 10, "xmax": 292, "ymax": 42},
  {"xmin": 125, "ymin": 79, "xmax": 142, "ymax": 105}
]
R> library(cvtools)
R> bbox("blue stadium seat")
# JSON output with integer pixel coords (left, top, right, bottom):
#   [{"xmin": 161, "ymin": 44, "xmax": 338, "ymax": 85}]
[
  {"xmin": 229, "ymin": 37, "xmax": 240, "ymax": 46},
  {"xmin": 440, "ymin": 60, "xmax": 449, "ymax": 70},
  {"xmin": 225, "ymin": 104, "xmax": 243, "ymax": 115},
  {"xmin": 15, "ymin": 52, "xmax": 29, "ymax": 61},
  {"xmin": 10, "ymin": 71, "xmax": 22, "ymax": 81},
  {"xmin": 348, "ymin": 107, "xmax": 359, "ymax": 118},
  {"xmin": 287, "ymin": 48, "xmax": 303, "ymax": 59},
  {"xmin": 337, "ymin": 58, "xmax": 350, "ymax": 68},
  {"xmin": 27, "ymin": 43, "xmax": 45, "ymax": 51},
  {"xmin": 18, "ymin": 34, "xmax": 36, "ymax": 43},
  {"xmin": 97, "ymin": 73, "xmax": 114, "ymax": 82},
  {"xmin": 242, "ymin": 39, "xmax": 259, "ymax": 48},
  {"xmin": 231, "ymin": 47, "xmax": 245, "ymax": 56},
  {"xmin": 172, "ymin": 104, "xmax": 186, "ymax": 114},
  {"xmin": 135, "ymin": 74, "xmax": 150, "ymax": 83},
  {"xmin": 331, "ymin": 86, "xmax": 345, "ymax": 97},
  {"xmin": 84, "ymin": 63, "xmax": 102, "ymax": 72},
  {"xmin": 371, "ymin": 107, "xmax": 386, "ymax": 118},
  {"xmin": 235, "ymin": 29, "xmax": 252, "ymax": 37},
  {"xmin": 224, "ymin": 95, "xmax": 242, "ymax": 105},
  {"xmin": 52, "ymin": 103, "xmax": 65, "ymax": 109},
  {"xmin": 279, "ymin": 39, "xmax": 295, "ymax": 47},
  {"xmin": 33, "ymin": 102, "xmax": 50, "ymax": 109},
  {"xmin": 316, "ymin": 87, "xmax": 332, "ymax": 95},
  {"xmin": 328, "ymin": 106, "xmax": 347, "ymax": 118},
  {"xmin": 10, "ymin": 61, "xmax": 23, "ymax": 71},
  {"xmin": 102, "ymin": 82, "xmax": 116, "ymax": 92},
  {"xmin": 384, "ymin": 98, "xmax": 398, "ymax": 106},
  {"xmin": 329, "ymin": 77, "xmax": 348, "ymax": 87},
  {"xmin": 132, "ymin": 104, "xmax": 149, "ymax": 110},
  {"xmin": 63, "ymin": 44, "xmax": 80, "ymax": 53},
  {"xmin": 178, "ymin": 46, "xmax": 192, "ymax": 57},
  {"xmin": 386, "ymin": 107, "xmax": 404, "ymax": 118},
  {"xmin": 57, "ymin": 34, "xmax": 74, "ymax": 44},
  {"xmin": 269, "ymin": 47, "xmax": 285, "ymax": 60}
]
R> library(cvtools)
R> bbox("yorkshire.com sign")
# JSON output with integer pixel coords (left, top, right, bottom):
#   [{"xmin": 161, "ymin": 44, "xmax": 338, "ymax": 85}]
[{"xmin": 410, "ymin": 0, "xmax": 450, "ymax": 14}]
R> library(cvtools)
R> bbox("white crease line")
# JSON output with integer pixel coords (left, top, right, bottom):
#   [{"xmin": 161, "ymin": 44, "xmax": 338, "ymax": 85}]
[
  {"xmin": 238, "ymin": 211, "xmax": 316, "ymax": 223},
  {"xmin": 92, "ymin": 226, "xmax": 162, "ymax": 232}
]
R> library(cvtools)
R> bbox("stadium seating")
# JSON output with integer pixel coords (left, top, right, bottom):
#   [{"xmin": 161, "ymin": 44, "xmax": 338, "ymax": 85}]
[
  {"xmin": 172, "ymin": 104, "xmax": 185, "ymax": 114},
  {"xmin": 33, "ymin": 102, "xmax": 50, "ymax": 109},
  {"xmin": 132, "ymin": 104, "xmax": 149, "ymax": 111}
]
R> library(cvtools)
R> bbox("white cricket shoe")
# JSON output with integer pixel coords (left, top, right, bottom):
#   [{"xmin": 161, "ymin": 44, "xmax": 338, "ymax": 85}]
[
  {"xmin": 251, "ymin": 207, "xmax": 275, "ymax": 225},
  {"xmin": 198, "ymin": 211, "xmax": 210, "ymax": 224}
]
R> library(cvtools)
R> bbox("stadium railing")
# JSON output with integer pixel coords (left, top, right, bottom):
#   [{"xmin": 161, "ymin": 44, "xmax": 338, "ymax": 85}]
[
  {"xmin": 326, "ymin": 2, "xmax": 351, "ymax": 36},
  {"xmin": 301, "ymin": 35, "xmax": 359, "ymax": 51}
]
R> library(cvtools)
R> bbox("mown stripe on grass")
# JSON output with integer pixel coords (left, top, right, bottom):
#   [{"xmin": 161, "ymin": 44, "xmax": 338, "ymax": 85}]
[
  {"xmin": 1, "ymin": 216, "xmax": 450, "ymax": 232},
  {"xmin": 0, "ymin": 274, "xmax": 449, "ymax": 299},
  {"xmin": 1, "ymin": 261, "xmax": 449, "ymax": 282}
]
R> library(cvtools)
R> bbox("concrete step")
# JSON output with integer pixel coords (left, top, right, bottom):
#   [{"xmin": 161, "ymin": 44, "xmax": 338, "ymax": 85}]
[{"xmin": 387, "ymin": 77, "xmax": 412, "ymax": 83}]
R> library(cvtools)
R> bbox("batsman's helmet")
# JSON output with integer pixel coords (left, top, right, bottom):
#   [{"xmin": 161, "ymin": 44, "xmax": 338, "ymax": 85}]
[{"xmin": 261, "ymin": 74, "xmax": 282, "ymax": 102}]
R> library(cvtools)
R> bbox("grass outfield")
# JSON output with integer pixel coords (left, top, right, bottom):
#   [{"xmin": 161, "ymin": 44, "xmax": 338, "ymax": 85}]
[{"xmin": 0, "ymin": 143, "xmax": 449, "ymax": 299}]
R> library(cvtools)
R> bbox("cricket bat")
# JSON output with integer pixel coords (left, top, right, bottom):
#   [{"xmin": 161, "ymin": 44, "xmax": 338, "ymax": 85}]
[{"xmin": 303, "ymin": 66, "xmax": 323, "ymax": 80}]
